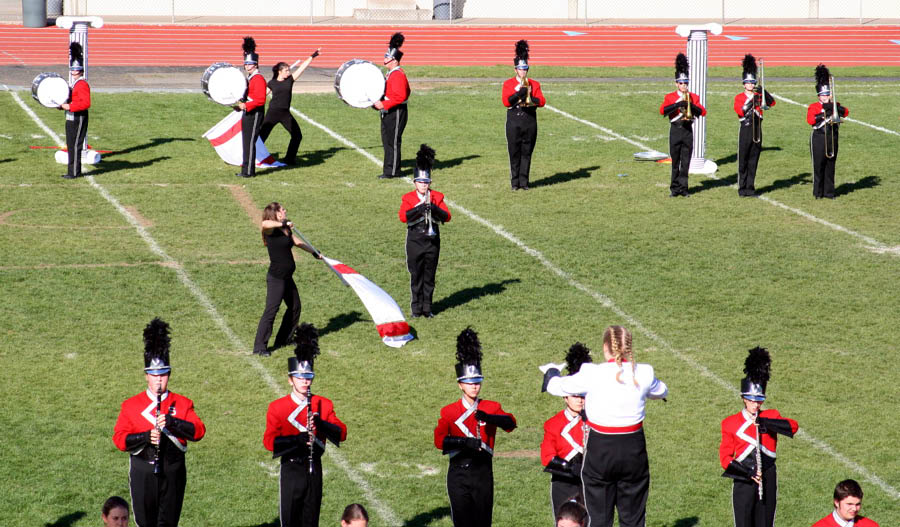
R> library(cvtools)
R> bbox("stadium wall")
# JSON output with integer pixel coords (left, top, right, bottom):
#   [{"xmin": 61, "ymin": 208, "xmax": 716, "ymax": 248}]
[{"xmin": 61, "ymin": 0, "xmax": 899, "ymax": 20}]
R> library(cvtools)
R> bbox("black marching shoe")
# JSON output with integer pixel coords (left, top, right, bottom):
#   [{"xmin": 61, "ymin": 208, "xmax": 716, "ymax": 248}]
[
  {"xmin": 62, "ymin": 174, "xmax": 78, "ymax": 179},
  {"xmin": 237, "ymin": 172, "xmax": 254, "ymax": 178}
]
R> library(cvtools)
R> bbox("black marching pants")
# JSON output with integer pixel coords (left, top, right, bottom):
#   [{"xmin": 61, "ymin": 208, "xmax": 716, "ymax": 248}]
[
  {"xmin": 581, "ymin": 429, "xmax": 650, "ymax": 527},
  {"xmin": 129, "ymin": 454, "xmax": 186, "ymax": 527},
  {"xmin": 731, "ymin": 464, "xmax": 778, "ymax": 527},
  {"xmin": 669, "ymin": 121, "xmax": 693, "ymax": 196},
  {"xmin": 65, "ymin": 111, "xmax": 88, "ymax": 177},
  {"xmin": 253, "ymin": 273, "xmax": 301, "ymax": 354},
  {"xmin": 280, "ymin": 456, "xmax": 324, "ymax": 527},
  {"xmin": 381, "ymin": 104, "xmax": 408, "ymax": 177},
  {"xmin": 447, "ymin": 455, "xmax": 494, "ymax": 527},
  {"xmin": 810, "ymin": 129, "xmax": 838, "ymax": 198},
  {"xmin": 261, "ymin": 109, "xmax": 303, "ymax": 163},
  {"xmin": 506, "ymin": 108, "xmax": 538, "ymax": 189},
  {"xmin": 737, "ymin": 120, "xmax": 762, "ymax": 195},
  {"xmin": 550, "ymin": 476, "xmax": 583, "ymax": 522},
  {"xmin": 406, "ymin": 229, "xmax": 440, "ymax": 316},
  {"xmin": 241, "ymin": 107, "xmax": 264, "ymax": 176}
]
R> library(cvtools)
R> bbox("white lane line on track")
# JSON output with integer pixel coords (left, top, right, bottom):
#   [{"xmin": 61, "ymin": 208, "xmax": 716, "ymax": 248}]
[
  {"xmin": 544, "ymin": 103, "xmax": 890, "ymax": 251},
  {"xmin": 772, "ymin": 93, "xmax": 900, "ymax": 137},
  {"xmin": 9, "ymin": 90, "xmax": 403, "ymax": 527},
  {"xmin": 291, "ymin": 104, "xmax": 898, "ymax": 501}
]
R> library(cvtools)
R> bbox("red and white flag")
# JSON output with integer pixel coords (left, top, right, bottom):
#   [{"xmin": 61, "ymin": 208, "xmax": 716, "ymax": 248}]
[
  {"xmin": 202, "ymin": 111, "xmax": 284, "ymax": 168},
  {"xmin": 322, "ymin": 256, "xmax": 414, "ymax": 348}
]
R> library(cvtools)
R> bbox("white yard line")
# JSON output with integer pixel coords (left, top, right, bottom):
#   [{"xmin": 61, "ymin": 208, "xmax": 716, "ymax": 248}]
[
  {"xmin": 292, "ymin": 103, "xmax": 898, "ymax": 500},
  {"xmin": 9, "ymin": 90, "xmax": 403, "ymax": 527},
  {"xmin": 544, "ymin": 103, "xmax": 890, "ymax": 251}
]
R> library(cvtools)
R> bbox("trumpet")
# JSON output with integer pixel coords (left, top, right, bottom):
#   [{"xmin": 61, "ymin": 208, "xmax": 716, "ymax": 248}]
[
  {"xmin": 520, "ymin": 71, "xmax": 536, "ymax": 107},
  {"xmin": 682, "ymin": 90, "xmax": 693, "ymax": 122},
  {"xmin": 425, "ymin": 190, "xmax": 436, "ymax": 237}
]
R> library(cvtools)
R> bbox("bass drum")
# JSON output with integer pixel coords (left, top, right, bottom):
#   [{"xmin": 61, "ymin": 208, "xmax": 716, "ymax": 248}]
[
  {"xmin": 31, "ymin": 72, "xmax": 70, "ymax": 108},
  {"xmin": 334, "ymin": 59, "xmax": 385, "ymax": 109},
  {"xmin": 201, "ymin": 62, "xmax": 247, "ymax": 106}
]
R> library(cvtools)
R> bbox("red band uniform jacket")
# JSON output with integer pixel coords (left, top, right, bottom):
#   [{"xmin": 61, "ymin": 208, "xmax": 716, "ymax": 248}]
[
  {"xmin": 263, "ymin": 393, "xmax": 347, "ymax": 458},
  {"xmin": 113, "ymin": 390, "xmax": 206, "ymax": 457}
]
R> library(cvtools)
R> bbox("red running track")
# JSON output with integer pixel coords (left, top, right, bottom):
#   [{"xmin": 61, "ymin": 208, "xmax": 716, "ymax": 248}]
[{"xmin": 2, "ymin": 25, "xmax": 900, "ymax": 67}]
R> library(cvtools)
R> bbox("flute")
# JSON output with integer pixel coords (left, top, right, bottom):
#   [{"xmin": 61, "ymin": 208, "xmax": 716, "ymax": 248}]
[
  {"xmin": 153, "ymin": 385, "xmax": 163, "ymax": 475},
  {"xmin": 307, "ymin": 387, "xmax": 315, "ymax": 474}
]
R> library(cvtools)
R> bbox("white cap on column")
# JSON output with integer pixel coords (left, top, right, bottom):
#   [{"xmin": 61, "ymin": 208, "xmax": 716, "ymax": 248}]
[
  {"xmin": 56, "ymin": 16, "xmax": 104, "ymax": 29},
  {"xmin": 675, "ymin": 23, "xmax": 722, "ymax": 37}
]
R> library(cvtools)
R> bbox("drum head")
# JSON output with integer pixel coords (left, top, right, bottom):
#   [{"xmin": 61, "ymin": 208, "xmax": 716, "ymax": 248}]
[
  {"xmin": 335, "ymin": 60, "xmax": 385, "ymax": 109},
  {"xmin": 203, "ymin": 63, "xmax": 247, "ymax": 106},
  {"xmin": 32, "ymin": 73, "xmax": 69, "ymax": 108}
]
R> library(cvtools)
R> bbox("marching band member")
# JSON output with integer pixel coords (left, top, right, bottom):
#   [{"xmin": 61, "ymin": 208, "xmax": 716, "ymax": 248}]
[
  {"xmin": 237, "ymin": 36, "xmax": 266, "ymax": 178},
  {"xmin": 60, "ymin": 42, "xmax": 90, "ymax": 180},
  {"xmin": 374, "ymin": 32, "xmax": 410, "ymax": 179},
  {"xmin": 434, "ymin": 327, "xmax": 517, "ymax": 527},
  {"xmin": 540, "ymin": 342, "xmax": 591, "ymax": 519},
  {"xmin": 502, "ymin": 39, "xmax": 545, "ymax": 191},
  {"xmin": 398, "ymin": 144, "xmax": 451, "ymax": 318},
  {"xmin": 660, "ymin": 53, "xmax": 706, "ymax": 197},
  {"xmin": 720, "ymin": 347, "xmax": 798, "ymax": 527},
  {"xmin": 541, "ymin": 326, "xmax": 667, "ymax": 527},
  {"xmin": 807, "ymin": 64, "xmax": 849, "ymax": 199},
  {"xmin": 734, "ymin": 54, "xmax": 775, "ymax": 197},
  {"xmin": 112, "ymin": 318, "xmax": 206, "ymax": 527},
  {"xmin": 264, "ymin": 323, "xmax": 347, "ymax": 527},
  {"xmin": 261, "ymin": 48, "xmax": 321, "ymax": 166},
  {"xmin": 252, "ymin": 202, "xmax": 321, "ymax": 356},
  {"xmin": 810, "ymin": 480, "xmax": 880, "ymax": 527}
]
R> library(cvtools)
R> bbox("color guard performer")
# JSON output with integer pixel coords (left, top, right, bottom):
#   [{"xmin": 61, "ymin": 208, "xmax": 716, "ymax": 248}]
[
  {"xmin": 434, "ymin": 327, "xmax": 517, "ymax": 527},
  {"xmin": 60, "ymin": 42, "xmax": 90, "ymax": 180},
  {"xmin": 541, "ymin": 343, "xmax": 591, "ymax": 520},
  {"xmin": 112, "ymin": 318, "xmax": 206, "ymax": 527},
  {"xmin": 237, "ymin": 36, "xmax": 266, "ymax": 178},
  {"xmin": 541, "ymin": 326, "xmax": 668, "ymax": 527},
  {"xmin": 261, "ymin": 48, "xmax": 321, "ymax": 165},
  {"xmin": 398, "ymin": 144, "xmax": 451, "ymax": 318},
  {"xmin": 734, "ymin": 54, "xmax": 775, "ymax": 197},
  {"xmin": 660, "ymin": 53, "xmax": 706, "ymax": 197},
  {"xmin": 719, "ymin": 347, "xmax": 798, "ymax": 527},
  {"xmin": 374, "ymin": 33, "xmax": 409, "ymax": 179},
  {"xmin": 808, "ymin": 64, "xmax": 849, "ymax": 199},
  {"xmin": 502, "ymin": 40, "xmax": 546, "ymax": 191},
  {"xmin": 810, "ymin": 480, "xmax": 880, "ymax": 527},
  {"xmin": 263, "ymin": 323, "xmax": 347, "ymax": 527}
]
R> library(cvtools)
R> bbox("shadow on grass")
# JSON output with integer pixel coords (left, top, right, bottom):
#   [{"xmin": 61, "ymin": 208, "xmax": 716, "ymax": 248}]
[
  {"xmin": 400, "ymin": 154, "xmax": 481, "ymax": 173},
  {"xmin": 531, "ymin": 165, "xmax": 599, "ymax": 188},
  {"xmin": 102, "ymin": 137, "xmax": 192, "ymax": 159},
  {"xmin": 669, "ymin": 516, "xmax": 700, "ymax": 527},
  {"xmin": 689, "ymin": 173, "xmax": 737, "ymax": 194},
  {"xmin": 293, "ymin": 146, "xmax": 347, "ymax": 168},
  {"xmin": 404, "ymin": 505, "xmax": 452, "ymax": 527},
  {"xmin": 318, "ymin": 310, "xmax": 365, "ymax": 338},
  {"xmin": 0, "ymin": 158, "xmax": 13, "ymax": 164},
  {"xmin": 240, "ymin": 517, "xmax": 279, "ymax": 527},
  {"xmin": 757, "ymin": 172, "xmax": 810, "ymax": 194},
  {"xmin": 714, "ymin": 146, "xmax": 782, "ymax": 167},
  {"xmin": 44, "ymin": 511, "xmax": 85, "ymax": 527},
  {"xmin": 432, "ymin": 278, "xmax": 521, "ymax": 315},
  {"xmin": 87, "ymin": 156, "xmax": 171, "ymax": 176},
  {"xmin": 836, "ymin": 175, "xmax": 880, "ymax": 197}
]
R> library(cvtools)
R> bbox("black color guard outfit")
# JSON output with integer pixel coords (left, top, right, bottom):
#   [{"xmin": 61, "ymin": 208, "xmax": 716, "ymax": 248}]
[
  {"xmin": 398, "ymin": 189, "xmax": 451, "ymax": 316},
  {"xmin": 261, "ymin": 75, "xmax": 303, "ymax": 164},
  {"xmin": 734, "ymin": 90, "xmax": 775, "ymax": 196},
  {"xmin": 660, "ymin": 91, "xmax": 706, "ymax": 196},
  {"xmin": 113, "ymin": 390, "xmax": 206, "ymax": 527},
  {"xmin": 807, "ymin": 101, "xmax": 849, "ymax": 199},
  {"xmin": 434, "ymin": 398, "xmax": 517, "ymax": 527},
  {"xmin": 380, "ymin": 67, "xmax": 410, "ymax": 177},
  {"xmin": 720, "ymin": 409, "xmax": 798, "ymax": 527},
  {"xmin": 253, "ymin": 227, "xmax": 301, "ymax": 354},
  {"xmin": 501, "ymin": 77, "xmax": 546, "ymax": 190},
  {"xmin": 241, "ymin": 70, "xmax": 266, "ymax": 177},
  {"xmin": 541, "ymin": 409, "xmax": 586, "ymax": 519},
  {"xmin": 65, "ymin": 77, "xmax": 90, "ymax": 179}
]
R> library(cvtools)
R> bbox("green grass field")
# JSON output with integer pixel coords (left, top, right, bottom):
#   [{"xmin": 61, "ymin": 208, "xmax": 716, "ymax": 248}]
[{"xmin": 1, "ymin": 69, "xmax": 898, "ymax": 527}]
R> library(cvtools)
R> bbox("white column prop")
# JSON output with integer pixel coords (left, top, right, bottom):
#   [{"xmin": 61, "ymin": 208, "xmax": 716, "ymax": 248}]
[
  {"xmin": 675, "ymin": 23, "xmax": 721, "ymax": 175},
  {"xmin": 55, "ymin": 16, "xmax": 104, "ymax": 166}
]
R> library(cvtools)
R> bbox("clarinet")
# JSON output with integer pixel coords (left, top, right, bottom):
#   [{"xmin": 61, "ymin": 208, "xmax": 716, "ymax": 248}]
[
  {"xmin": 474, "ymin": 398, "xmax": 482, "ymax": 451},
  {"xmin": 306, "ymin": 387, "xmax": 315, "ymax": 474},
  {"xmin": 153, "ymin": 385, "xmax": 163, "ymax": 475},
  {"xmin": 755, "ymin": 417, "xmax": 763, "ymax": 500}
]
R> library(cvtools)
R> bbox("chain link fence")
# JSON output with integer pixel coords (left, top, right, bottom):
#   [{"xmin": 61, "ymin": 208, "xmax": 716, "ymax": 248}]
[{"xmin": 58, "ymin": 0, "xmax": 900, "ymax": 21}]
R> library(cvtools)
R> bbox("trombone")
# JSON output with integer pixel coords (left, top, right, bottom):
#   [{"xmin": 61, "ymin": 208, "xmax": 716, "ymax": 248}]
[
  {"xmin": 825, "ymin": 75, "xmax": 840, "ymax": 159},
  {"xmin": 752, "ymin": 59, "xmax": 765, "ymax": 144}
]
